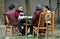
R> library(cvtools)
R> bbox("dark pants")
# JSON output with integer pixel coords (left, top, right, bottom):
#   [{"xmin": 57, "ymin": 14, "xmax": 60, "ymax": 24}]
[
  {"xmin": 20, "ymin": 19, "xmax": 26, "ymax": 23},
  {"xmin": 18, "ymin": 19, "xmax": 26, "ymax": 35},
  {"xmin": 44, "ymin": 22, "xmax": 51, "ymax": 33},
  {"xmin": 29, "ymin": 25, "xmax": 43, "ymax": 35},
  {"xmin": 29, "ymin": 24, "xmax": 38, "ymax": 35},
  {"xmin": 19, "ymin": 23, "xmax": 25, "ymax": 35},
  {"xmin": 29, "ymin": 25, "xmax": 33, "ymax": 35}
]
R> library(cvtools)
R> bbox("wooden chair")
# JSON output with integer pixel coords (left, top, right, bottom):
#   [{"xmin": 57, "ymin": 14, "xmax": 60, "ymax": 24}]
[
  {"xmin": 46, "ymin": 11, "xmax": 55, "ymax": 35},
  {"xmin": 33, "ymin": 13, "xmax": 48, "ymax": 39},
  {"xmin": 4, "ymin": 14, "xmax": 19, "ymax": 36},
  {"xmin": 23, "ymin": 17, "xmax": 30, "ymax": 36}
]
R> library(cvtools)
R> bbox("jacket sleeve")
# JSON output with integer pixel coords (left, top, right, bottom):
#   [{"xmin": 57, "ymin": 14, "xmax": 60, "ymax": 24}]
[
  {"xmin": 15, "ymin": 12, "xmax": 19, "ymax": 18},
  {"xmin": 32, "ymin": 12, "xmax": 36, "ymax": 23}
]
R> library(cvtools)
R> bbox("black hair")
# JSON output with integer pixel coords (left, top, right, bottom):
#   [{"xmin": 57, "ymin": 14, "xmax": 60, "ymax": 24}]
[
  {"xmin": 36, "ymin": 5, "xmax": 42, "ymax": 10},
  {"xmin": 16, "ymin": 9, "xmax": 23, "ymax": 13},
  {"xmin": 16, "ymin": 5, "xmax": 23, "ymax": 13},
  {"xmin": 44, "ymin": 6, "xmax": 50, "ymax": 10},
  {"xmin": 8, "ymin": 4, "xmax": 15, "ymax": 10}
]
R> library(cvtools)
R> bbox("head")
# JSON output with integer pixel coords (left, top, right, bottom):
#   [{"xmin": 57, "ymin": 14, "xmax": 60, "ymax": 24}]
[
  {"xmin": 8, "ymin": 4, "xmax": 15, "ymax": 10},
  {"xmin": 18, "ymin": 5, "xmax": 23, "ymax": 11},
  {"xmin": 36, "ymin": 5, "xmax": 42, "ymax": 10},
  {"xmin": 43, "ymin": 6, "xmax": 50, "ymax": 12}
]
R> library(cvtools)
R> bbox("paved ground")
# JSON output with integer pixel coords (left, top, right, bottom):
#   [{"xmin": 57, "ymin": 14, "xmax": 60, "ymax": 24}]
[{"xmin": 0, "ymin": 23, "xmax": 60, "ymax": 39}]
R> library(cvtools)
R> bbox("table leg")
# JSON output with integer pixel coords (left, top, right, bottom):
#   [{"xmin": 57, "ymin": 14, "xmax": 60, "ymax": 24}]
[{"xmin": 25, "ymin": 25, "xmax": 28, "ymax": 36}]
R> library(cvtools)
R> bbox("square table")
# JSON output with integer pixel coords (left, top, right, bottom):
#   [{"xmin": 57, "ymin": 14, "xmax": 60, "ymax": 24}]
[
  {"xmin": 25, "ymin": 16, "xmax": 32, "ymax": 36},
  {"xmin": 27, "ymin": 16, "xmax": 32, "ymax": 19}
]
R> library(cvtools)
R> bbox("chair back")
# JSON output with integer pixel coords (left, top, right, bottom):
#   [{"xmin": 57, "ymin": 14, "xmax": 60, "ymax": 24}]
[
  {"xmin": 4, "ymin": 14, "xmax": 10, "ymax": 25},
  {"xmin": 38, "ymin": 12, "xmax": 45, "ymax": 27},
  {"xmin": 38, "ymin": 11, "xmax": 55, "ymax": 27},
  {"xmin": 51, "ymin": 11, "xmax": 55, "ymax": 26}
]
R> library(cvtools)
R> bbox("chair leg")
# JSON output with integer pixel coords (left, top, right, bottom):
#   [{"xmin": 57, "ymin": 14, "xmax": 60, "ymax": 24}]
[
  {"xmin": 33, "ymin": 29, "xmax": 34, "ymax": 37},
  {"xmin": 16, "ymin": 27, "xmax": 19, "ymax": 36},
  {"xmin": 46, "ymin": 28, "xmax": 47, "ymax": 36},
  {"xmin": 4, "ymin": 26, "xmax": 7, "ymax": 36},
  {"xmin": 10, "ymin": 27, "xmax": 14, "ymax": 36},
  {"xmin": 37, "ymin": 30, "xmax": 38, "ymax": 39},
  {"xmin": 25, "ymin": 26, "xmax": 27, "ymax": 36},
  {"xmin": 47, "ymin": 26, "xmax": 49, "ymax": 35},
  {"xmin": 52, "ymin": 25, "xmax": 54, "ymax": 35},
  {"xmin": 12, "ymin": 27, "xmax": 14, "ymax": 36},
  {"xmin": 13, "ymin": 27, "xmax": 16, "ymax": 35},
  {"xmin": 17, "ymin": 28, "xmax": 19, "ymax": 36}
]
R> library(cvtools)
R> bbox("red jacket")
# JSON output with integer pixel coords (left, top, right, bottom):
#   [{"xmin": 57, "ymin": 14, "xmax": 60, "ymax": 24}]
[
  {"xmin": 7, "ymin": 10, "xmax": 19, "ymax": 26},
  {"xmin": 32, "ymin": 9, "xmax": 42, "ymax": 26},
  {"xmin": 15, "ymin": 11, "xmax": 19, "ymax": 18}
]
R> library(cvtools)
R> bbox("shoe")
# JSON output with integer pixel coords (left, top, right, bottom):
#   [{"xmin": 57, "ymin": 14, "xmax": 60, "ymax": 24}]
[
  {"xmin": 19, "ymin": 33, "xmax": 22, "ymax": 36},
  {"xmin": 28, "ymin": 34, "xmax": 32, "ymax": 37}
]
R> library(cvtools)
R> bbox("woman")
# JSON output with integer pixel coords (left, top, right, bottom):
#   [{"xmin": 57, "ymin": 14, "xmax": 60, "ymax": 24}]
[
  {"xmin": 43, "ymin": 6, "xmax": 51, "ymax": 35},
  {"xmin": 6, "ymin": 4, "xmax": 19, "ymax": 27},
  {"xmin": 28, "ymin": 5, "xmax": 43, "ymax": 36},
  {"xmin": 32, "ymin": 5, "xmax": 43, "ymax": 26},
  {"xmin": 43, "ymin": 6, "xmax": 51, "ymax": 25},
  {"xmin": 15, "ymin": 5, "xmax": 26, "ymax": 35}
]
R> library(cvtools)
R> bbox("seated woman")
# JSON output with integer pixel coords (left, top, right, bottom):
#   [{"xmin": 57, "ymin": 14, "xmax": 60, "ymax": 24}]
[
  {"xmin": 43, "ymin": 6, "xmax": 51, "ymax": 26},
  {"xmin": 6, "ymin": 4, "xmax": 19, "ymax": 27},
  {"xmin": 32, "ymin": 5, "xmax": 43, "ymax": 26},
  {"xmin": 43, "ymin": 6, "xmax": 51, "ymax": 34},
  {"xmin": 28, "ymin": 5, "xmax": 43, "ymax": 36},
  {"xmin": 15, "ymin": 5, "xmax": 26, "ymax": 35}
]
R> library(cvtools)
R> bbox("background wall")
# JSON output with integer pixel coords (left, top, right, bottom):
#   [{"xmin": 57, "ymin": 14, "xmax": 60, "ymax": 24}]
[
  {"xmin": 4, "ymin": 0, "xmax": 51, "ymax": 15},
  {"xmin": 4, "ymin": 0, "xmax": 26, "ymax": 14},
  {"xmin": 30, "ymin": 0, "xmax": 49, "ymax": 15},
  {"xmin": 0, "ymin": 0, "xmax": 5, "ymax": 25},
  {"xmin": 51, "ymin": 0, "xmax": 57, "ymax": 22},
  {"xmin": 0, "ymin": 0, "xmax": 60, "ymax": 24}
]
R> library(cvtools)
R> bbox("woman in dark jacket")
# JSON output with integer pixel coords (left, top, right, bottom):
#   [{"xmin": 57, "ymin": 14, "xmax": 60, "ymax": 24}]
[
  {"xmin": 32, "ymin": 7, "xmax": 42, "ymax": 26},
  {"xmin": 28, "ymin": 5, "xmax": 43, "ymax": 36}
]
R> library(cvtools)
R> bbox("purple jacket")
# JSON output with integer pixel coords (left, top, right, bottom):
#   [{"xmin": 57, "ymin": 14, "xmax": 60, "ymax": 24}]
[
  {"xmin": 32, "ymin": 9, "xmax": 42, "ymax": 26},
  {"xmin": 7, "ymin": 10, "xmax": 19, "ymax": 26}
]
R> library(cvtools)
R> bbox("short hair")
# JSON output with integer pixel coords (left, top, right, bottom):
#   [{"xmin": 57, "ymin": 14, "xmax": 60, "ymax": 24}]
[
  {"xmin": 44, "ymin": 6, "xmax": 50, "ymax": 10},
  {"xmin": 36, "ymin": 5, "xmax": 42, "ymax": 10},
  {"xmin": 8, "ymin": 4, "xmax": 15, "ymax": 10}
]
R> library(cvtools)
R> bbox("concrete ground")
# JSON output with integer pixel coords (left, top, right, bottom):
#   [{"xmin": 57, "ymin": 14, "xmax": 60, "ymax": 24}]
[{"xmin": 0, "ymin": 23, "xmax": 60, "ymax": 39}]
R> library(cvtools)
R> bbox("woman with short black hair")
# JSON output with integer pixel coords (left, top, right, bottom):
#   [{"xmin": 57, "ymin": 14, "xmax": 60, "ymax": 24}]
[{"xmin": 7, "ymin": 4, "xmax": 19, "ymax": 26}]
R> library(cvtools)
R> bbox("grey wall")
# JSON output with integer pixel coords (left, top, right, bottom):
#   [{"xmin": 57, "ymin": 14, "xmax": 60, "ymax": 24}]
[
  {"xmin": 4, "ymin": 0, "xmax": 26, "ymax": 14},
  {"xmin": 51, "ymin": 0, "xmax": 57, "ymax": 22},
  {"xmin": 0, "ymin": 0, "xmax": 5, "ymax": 25},
  {"xmin": 4, "ymin": 0, "xmax": 50, "ymax": 15},
  {"xmin": 30, "ymin": 0, "xmax": 49, "ymax": 15},
  {"xmin": 50, "ymin": 0, "xmax": 60, "ymax": 22}
]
